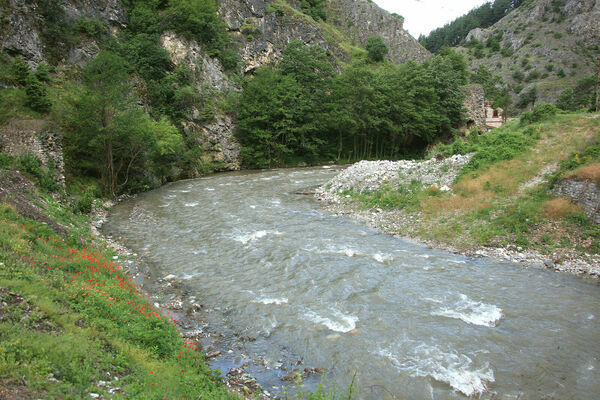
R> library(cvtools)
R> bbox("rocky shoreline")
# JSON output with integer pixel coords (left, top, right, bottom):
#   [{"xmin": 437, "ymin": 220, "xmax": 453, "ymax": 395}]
[{"xmin": 316, "ymin": 159, "xmax": 600, "ymax": 280}]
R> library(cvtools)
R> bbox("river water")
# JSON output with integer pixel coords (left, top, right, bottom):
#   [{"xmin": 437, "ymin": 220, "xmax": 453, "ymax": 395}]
[{"xmin": 104, "ymin": 167, "xmax": 600, "ymax": 399}]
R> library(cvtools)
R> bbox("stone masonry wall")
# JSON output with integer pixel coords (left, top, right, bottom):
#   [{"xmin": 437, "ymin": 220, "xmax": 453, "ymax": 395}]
[
  {"xmin": 461, "ymin": 84, "xmax": 487, "ymax": 133},
  {"xmin": 554, "ymin": 178, "xmax": 600, "ymax": 224}
]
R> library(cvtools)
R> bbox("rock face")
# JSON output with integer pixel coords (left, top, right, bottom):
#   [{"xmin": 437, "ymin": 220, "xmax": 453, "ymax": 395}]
[
  {"xmin": 0, "ymin": 120, "xmax": 65, "ymax": 187},
  {"xmin": 0, "ymin": 0, "xmax": 126, "ymax": 65},
  {"xmin": 218, "ymin": 0, "xmax": 430, "ymax": 72},
  {"xmin": 554, "ymin": 178, "xmax": 600, "ymax": 224},
  {"xmin": 458, "ymin": 0, "xmax": 600, "ymax": 105},
  {"xmin": 461, "ymin": 84, "xmax": 487, "ymax": 133},
  {"xmin": 160, "ymin": 32, "xmax": 241, "ymax": 171},
  {"xmin": 218, "ymin": 0, "xmax": 335, "ymax": 72},
  {"xmin": 326, "ymin": 0, "xmax": 430, "ymax": 64}
]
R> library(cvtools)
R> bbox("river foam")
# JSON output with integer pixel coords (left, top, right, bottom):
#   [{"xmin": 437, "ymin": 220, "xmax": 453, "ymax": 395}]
[
  {"xmin": 378, "ymin": 342, "xmax": 494, "ymax": 396},
  {"xmin": 303, "ymin": 309, "xmax": 358, "ymax": 333},
  {"xmin": 254, "ymin": 297, "xmax": 288, "ymax": 305},
  {"xmin": 430, "ymin": 294, "xmax": 503, "ymax": 327},
  {"xmin": 232, "ymin": 230, "xmax": 282, "ymax": 245}
]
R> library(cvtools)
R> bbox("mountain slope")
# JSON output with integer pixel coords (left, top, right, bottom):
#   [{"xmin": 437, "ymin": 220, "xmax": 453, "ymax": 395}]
[{"xmin": 455, "ymin": 0, "xmax": 599, "ymax": 107}]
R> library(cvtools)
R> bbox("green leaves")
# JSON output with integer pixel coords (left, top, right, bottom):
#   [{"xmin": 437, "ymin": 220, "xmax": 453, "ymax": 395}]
[
  {"xmin": 237, "ymin": 43, "xmax": 468, "ymax": 166},
  {"xmin": 365, "ymin": 36, "xmax": 388, "ymax": 62}
]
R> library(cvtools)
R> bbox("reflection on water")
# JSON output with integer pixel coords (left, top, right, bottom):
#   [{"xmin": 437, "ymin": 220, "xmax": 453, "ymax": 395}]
[{"xmin": 105, "ymin": 167, "xmax": 600, "ymax": 399}]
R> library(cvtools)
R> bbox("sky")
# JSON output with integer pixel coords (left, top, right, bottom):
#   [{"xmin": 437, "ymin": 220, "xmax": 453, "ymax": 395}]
[{"xmin": 373, "ymin": 0, "xmax": 490, "ymax": 38}]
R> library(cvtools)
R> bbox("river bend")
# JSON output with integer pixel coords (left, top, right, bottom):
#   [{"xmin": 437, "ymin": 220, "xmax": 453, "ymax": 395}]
[{"xmin": 105, "ymin": 167, "xmax": 600, "ymax": 399}]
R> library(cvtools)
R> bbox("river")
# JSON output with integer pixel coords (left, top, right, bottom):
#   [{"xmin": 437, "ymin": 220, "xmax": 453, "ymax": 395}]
[{"xmin": 104, "ymin": 167, "xmax": 600, "ymax": 399}]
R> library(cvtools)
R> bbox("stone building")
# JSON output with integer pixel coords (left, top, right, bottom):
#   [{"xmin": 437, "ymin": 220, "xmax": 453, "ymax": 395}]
[
  {"xmin": 461, "ymin": 84, "xmax": 487, "ymax": 133},
  {"xmin": 485, "ymin": 101, "xmax": 504, "ymax": 129}
]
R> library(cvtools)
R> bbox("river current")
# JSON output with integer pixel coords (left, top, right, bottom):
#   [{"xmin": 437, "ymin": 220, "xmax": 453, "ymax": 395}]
[{"xmin": 104, "ymin": 167, "xmax": 600, "ymax": 399}]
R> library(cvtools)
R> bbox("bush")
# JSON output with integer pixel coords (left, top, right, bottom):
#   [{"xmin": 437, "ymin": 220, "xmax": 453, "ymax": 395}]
[
  {"xmin": 521, "ymin": 103, "xmax": 558, "ymax": 124},
  {"xmin": 74, "ymin": 18, "xmax": 107, "ymax": 38},
  {"xmin": 17, "ymin": 154, "xmax": 59, "ymax": 192},
  {"xmin": 365, "ymin": 36, "xmax": 388, "ymax": 62},
  {"xmin": 300, "ymin": 0, "xmax": 327, "ymax": 21},
  {"xmin": 11, "ymin": 57, "xmax": 31, "ymax": 86},
  {"xmin": 25, "ymin": 75, "xmax": 51, "ymax": 113}
]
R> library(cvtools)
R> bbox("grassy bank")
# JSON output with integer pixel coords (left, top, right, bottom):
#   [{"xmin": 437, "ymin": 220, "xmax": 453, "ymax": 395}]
[
  {"xmin": 339, "ymin": 110, "xmax": 600, "ymax": 261},
  {"xmin": 0, "ymin": 182, "xmax": 237, "ymax": 398}
]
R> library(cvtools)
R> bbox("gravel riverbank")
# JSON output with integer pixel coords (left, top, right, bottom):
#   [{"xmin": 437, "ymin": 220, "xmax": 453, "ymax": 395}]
[{"xmin": 316, "ymin": 159, "xmax": 600, "ymax": 279}]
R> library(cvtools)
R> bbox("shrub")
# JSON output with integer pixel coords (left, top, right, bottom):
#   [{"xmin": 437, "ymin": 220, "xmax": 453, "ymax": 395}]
[
  {"xmin": 300, "ymin": 0, "xmax": 327, "ymax": 21},
  {"xmin": 74, "ymin": 18, "xmax": 107, "ymax": 38},
  {"xmin": 11, "ymin": 57, "xmax": 31, "ymax": 86},
  {"xmin": 17, "ymin": 154, "xmax": 59, "ymax": 192},
  {"xmin": 24, "ymin": 75, "xmax": 51, "ymax": 113},
  {"xmin": 520, "ymin": 103, "xmax": 558, "ymax": 124},
  {"xmin": 365, "ymin": 36, "xmax": 388, "ymax": 62}
]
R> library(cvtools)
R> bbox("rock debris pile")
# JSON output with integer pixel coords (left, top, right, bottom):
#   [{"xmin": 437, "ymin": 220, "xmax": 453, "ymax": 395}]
[{"xmin": 317, "ymin": 155, "xmax": 472, "ymax": 201}]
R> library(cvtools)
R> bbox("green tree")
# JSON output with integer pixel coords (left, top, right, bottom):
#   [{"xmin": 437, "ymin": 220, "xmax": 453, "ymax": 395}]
[
  {"xmin": 58, "ymin": 51, "xmax": 180, "ymax": 196},
  {"xmin": 300, "ymin": 0, "xmax": 327, "ymax": 21},
  {"xmin": 11, "ymin": 57, "xmax": 30, "ymax": 86},
  {"xmin": 25, "ymin": 74, "xmax": 51, "ymax": 113},
  {"xmin": 366, "ymin": 36, "xmax": 388, "ymax": 62}
]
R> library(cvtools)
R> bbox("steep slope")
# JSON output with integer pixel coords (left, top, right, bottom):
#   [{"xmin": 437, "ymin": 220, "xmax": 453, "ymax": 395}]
[
  {"xmin": 217, "ymin": 0, "xmax": 430, "ymax": 72},
  {"xmin": 326, "ymin": 0, "xmax": 430, "ymax": 64},
  {"xmin": 455, "ymin": 0, "xmax": 599, "ymax": 106}
]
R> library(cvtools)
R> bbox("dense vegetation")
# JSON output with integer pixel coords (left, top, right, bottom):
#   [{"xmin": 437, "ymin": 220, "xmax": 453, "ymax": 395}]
[
  {"xmin": 419, "ymin": 0, "xmax": 527, "ymax": 53},
  {"xmin": 236, "ymin": 42, "xmax": 468, "ymax": 168},
  {"xmin": 0, "ymin": 0, "xmax": 239, "ymax": 198}
]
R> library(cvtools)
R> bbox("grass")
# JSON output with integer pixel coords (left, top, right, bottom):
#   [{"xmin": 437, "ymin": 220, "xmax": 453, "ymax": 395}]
[
  {"xmin": 0, "ymin": 160, "xmax": 349, "ymax": 399},
  {"xmin": 338, "ymin": 111, "xmax": 600, "ymax": 256},
  {"xmin": 0, "ymin": 201, "xmax": 237, "ymax": 399}
]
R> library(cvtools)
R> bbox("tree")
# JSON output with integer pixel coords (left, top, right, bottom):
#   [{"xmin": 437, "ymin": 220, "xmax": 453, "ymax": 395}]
[
  {"xmin": 58, "ymin": 51, "xmax": 181, "ymax": 196},
  {"xmin": 25, "ymin": 74, "xmax": 51, "ymax": 113},
  {"xmin": 366, "ymin": 36, "xmax": 388, "ymax": 62},
  {"xmin": 11, "ymin": 57, "xmax": 30, "ymax": 86},
  {"xmin": 300, "ymin": 0, "xmax": 327, "ymax": 21}
]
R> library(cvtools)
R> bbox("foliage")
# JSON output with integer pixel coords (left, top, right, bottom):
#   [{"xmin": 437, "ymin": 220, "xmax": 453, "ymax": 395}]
[
  {"xmin": 300, "ymin": 0, "xmax": 327, "ymax": 21},
  {"xmin": 16, "ymin": 153, "xmax": 60, "ymax": 192},
  {"xmin": 516, "ymin": 86, "xmax": 537, "ymax": 109},
  {"xmin": 237, "ymin": 43, "xmax": 468, "ymax": 167},
  {"xmin": 556, "ymin": 75, "xmax": 597, "ymax": 111},
  {"xmin": 519, "ymin": 103, "xmax": 559, "ymax": 125},
  {"xmin": 419, "ymin": 0, "xmax": 526, "ymax": 53},
  {"xmin": 162, "ymin": 0, "xmax": 236, "ymax": 69},
  {"xmin": 365, "ymin": 36, "xmax": 388, "ymax": 62},
  {"xmin": 74, "ymin": 18, "xmax": 107, "ymax": 38},
  {"xmin": 24, "ymin": 74, "xmax": 51, "ymax": 113},
  {"xmin": 0, "ymin": 204, "xmax": 235, "ymax": 399},
  {"xmin": 56, "ymin": 51, "xmax": 182, "ymax": 197},
  {"xmin": 11, "ymin": 56, "xmax": 31, "ymax": 86}
]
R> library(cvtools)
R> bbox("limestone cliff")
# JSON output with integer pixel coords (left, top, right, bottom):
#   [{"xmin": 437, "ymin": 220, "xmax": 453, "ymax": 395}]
[
  {"xmin": 217, "ymin": 0, "xmax": 430, "ymax": 72},
  {"xmin": 0, "ymin": 0, "xmax": 126, "ymax": 65},
  {"xmin": 326, "ymin": 0, "xmax": 430, "ymax": 64}
]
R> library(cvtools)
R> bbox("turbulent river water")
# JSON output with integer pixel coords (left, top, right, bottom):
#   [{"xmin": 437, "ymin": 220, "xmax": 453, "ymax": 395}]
[{"xmin": 104, "ymin": 167, "xmax": 600, "ymax": 399}]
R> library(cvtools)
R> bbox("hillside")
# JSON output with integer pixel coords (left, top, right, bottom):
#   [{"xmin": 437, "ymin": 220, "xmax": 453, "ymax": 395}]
[
  {"xmin": 0, "ymin": 0, "xmax": 430, "ymax": 181},
  {"xmin": 452, "ymin": 0, "xmax": 599, "ymax": 108},
  {"xmin": 318, "ymin": 109, "xmax": 600, "ymax": 277}
]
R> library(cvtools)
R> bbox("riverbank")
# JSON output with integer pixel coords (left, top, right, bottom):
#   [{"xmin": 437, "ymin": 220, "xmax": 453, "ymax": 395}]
[
  {"xmin": 0, "ymin": 169, "xmax": 256, "ymax": 399},
  {"xmin": 89, "ymin": 196, "xmax": 275, "ymax": 399},
  {"xmin": 316, "ymin": 113, "xmax": 600, "ymax": 279}
]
